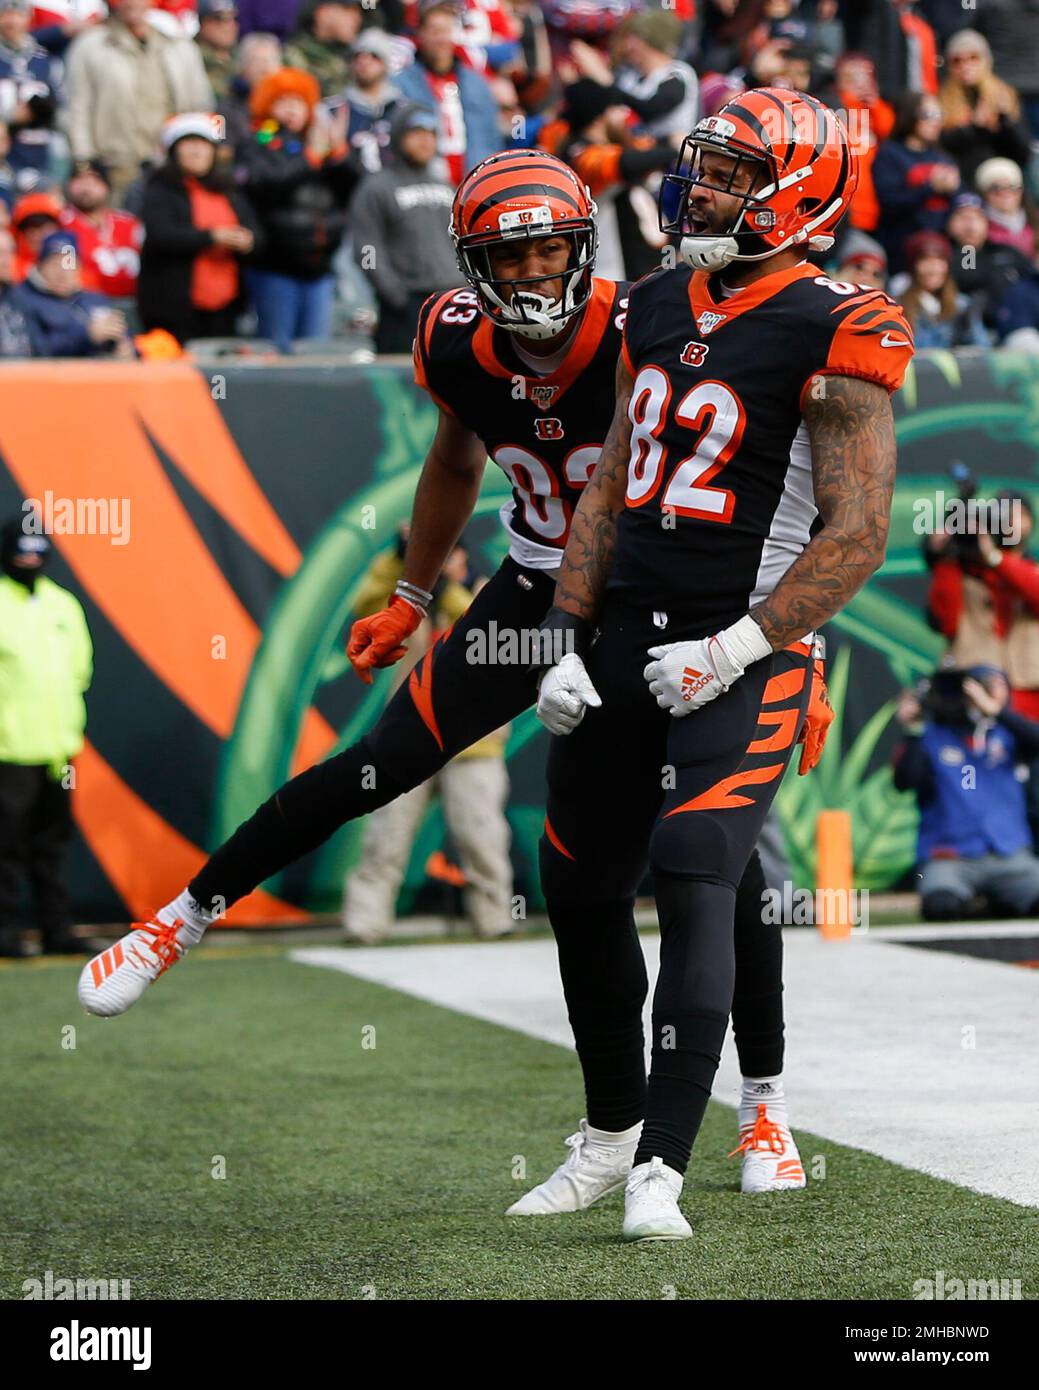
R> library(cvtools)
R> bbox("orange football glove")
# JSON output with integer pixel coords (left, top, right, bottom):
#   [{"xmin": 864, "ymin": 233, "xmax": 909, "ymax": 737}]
[
  {"xmin": 347, "ymin": 596, "xmax": 423, "ymax": 685},
  {"xmin": 797, "ymin": 657, "xmax": 834, "ymax": 775}
]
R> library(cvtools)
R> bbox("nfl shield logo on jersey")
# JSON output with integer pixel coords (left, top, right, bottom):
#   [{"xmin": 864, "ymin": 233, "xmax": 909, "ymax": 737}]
[
  {"xmin": 530, "ymin": 384, "xmax": 560, "ymax": 410},
  {"xmin": 696, "ymin": 311, "xmax": 726, "ymax": 335}
]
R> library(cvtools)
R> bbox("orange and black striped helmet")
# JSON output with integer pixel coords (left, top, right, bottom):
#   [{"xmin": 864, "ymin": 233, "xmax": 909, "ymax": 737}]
[
  {"xmin": 450, "ymin": 149, "xmax": 598, "ymax": 339},
  {"xmin": 660, "ymin": 87, "xmax": 858, "ymax": 272}
]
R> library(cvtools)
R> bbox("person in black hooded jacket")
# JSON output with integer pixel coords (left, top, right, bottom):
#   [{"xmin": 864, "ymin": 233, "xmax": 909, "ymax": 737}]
[{"xmin": 237, "ymin": 65, "xmax": 361, "ymax": 350}]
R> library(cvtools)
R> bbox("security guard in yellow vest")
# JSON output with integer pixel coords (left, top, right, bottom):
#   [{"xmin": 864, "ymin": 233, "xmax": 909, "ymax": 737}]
[{"xmin": 0, "ymin": 519, "xmax": 93, "ymax": 957}]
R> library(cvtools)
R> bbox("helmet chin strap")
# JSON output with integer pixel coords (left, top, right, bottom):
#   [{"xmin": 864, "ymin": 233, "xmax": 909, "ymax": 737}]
[
  {"xmin": 678, "ymin": 228, "xmax": 835, "ymax": 273},
  {"xmin": 498, "ymin": 290, "xmax": 566, "ymax": 342},
  {"xmin": 678, "ymin": 235, "xmax": 740, "ymax": 271}
]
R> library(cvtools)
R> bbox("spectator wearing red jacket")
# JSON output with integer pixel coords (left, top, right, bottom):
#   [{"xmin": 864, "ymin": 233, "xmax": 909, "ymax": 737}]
[
  {"xmin": 926, "ymin": 493, "xmax": 1039, "ymax": 720},
  {"xmin": 59, "ymin": 159, "xmax": 143, "ymax": 297}
]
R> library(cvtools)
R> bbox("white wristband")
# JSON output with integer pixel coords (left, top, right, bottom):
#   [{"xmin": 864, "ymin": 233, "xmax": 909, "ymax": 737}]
[{"xmin": 716, "ymin": 615, "xmax": 772, "ymax": 678}]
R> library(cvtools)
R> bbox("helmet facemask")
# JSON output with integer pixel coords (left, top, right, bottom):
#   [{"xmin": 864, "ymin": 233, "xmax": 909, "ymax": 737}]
[
  {"xmin": 453, "ymin": 211, "xmax": 598, "ymax": 342},
  {"xmin": 660, "ymin": 133, "xmax": 781, "ymax": 272}
]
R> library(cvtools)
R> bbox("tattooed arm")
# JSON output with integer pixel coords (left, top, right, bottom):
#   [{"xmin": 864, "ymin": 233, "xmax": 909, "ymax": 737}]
[
  {"xmin": 750, "ymin": 374, "xmax": 896, "ymax": 649},
  {"xmin": 552, "ymin": 354, "xmax": 634, "ymax": 621}
]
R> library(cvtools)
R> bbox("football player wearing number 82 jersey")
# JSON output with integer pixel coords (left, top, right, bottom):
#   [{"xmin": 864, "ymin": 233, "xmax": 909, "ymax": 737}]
[
  {"xmin": 536, "ymin": 88, "xmax": 913, "ymax": 1240},
  {"xmin": 77, "ymin": 147, "xmax": 830, "ymax": 1210}
]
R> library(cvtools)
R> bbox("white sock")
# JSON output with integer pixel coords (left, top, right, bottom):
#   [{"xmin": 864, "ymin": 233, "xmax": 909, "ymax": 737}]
[
  {"xmin": 155, "ymin": 889, "xmax": 217, "ymax": 946},
  {"xmin": 585, "ymin": 1120, "xmax": 642, "ymax": 1147},
  {"xmin": 739, "ymin": 1076, "xmax": 788, "ymax": 1132}
]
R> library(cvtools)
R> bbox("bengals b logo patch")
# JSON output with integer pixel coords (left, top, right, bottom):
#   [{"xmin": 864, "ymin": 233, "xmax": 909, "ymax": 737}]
[{"xmin": 534, "ymin": 417, "xmax": 564, "ymax": 441}]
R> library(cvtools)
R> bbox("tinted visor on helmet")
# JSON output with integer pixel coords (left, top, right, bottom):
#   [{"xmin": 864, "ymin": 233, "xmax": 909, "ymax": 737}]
[{"xmin": 659, "ymin": 133, "xmax": 776, "ymax": 239}]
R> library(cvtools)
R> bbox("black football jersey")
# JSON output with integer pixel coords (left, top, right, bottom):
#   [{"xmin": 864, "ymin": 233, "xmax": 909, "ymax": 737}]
[
  {"xmin": 414, "ymin": 278, "xmax": 629, "ymax": 566},
  {"xmin": 608, "ymin": 259, "xmax": 914, "ymax": 635}
]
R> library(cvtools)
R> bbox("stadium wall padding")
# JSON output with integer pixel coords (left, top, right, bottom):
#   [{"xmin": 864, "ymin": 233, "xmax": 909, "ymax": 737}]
[{"xmin": 2, "ymin": 350, "xmax": 1039, "ymax": 922}]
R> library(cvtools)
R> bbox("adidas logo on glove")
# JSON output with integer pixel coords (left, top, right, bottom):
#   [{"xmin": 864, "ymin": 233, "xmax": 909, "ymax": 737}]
[{"xmin": 681, "ymin": 665, "xmax": 715, "ymax": 700}]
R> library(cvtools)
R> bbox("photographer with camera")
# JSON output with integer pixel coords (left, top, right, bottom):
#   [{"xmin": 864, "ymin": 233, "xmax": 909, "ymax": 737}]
[
  {"xmin": 894, "ymin": 665, "xmax": 1039, "ymax": 922},
  {"xmin": 925, "ymin": 472, "xmax": 1039, "ymax": 722}
]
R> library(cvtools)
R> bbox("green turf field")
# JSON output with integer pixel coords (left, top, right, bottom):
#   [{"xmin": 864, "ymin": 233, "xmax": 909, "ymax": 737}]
[{"xmin": 3, "ymin": 948, "xmax": 1036, "ymax": 1301}]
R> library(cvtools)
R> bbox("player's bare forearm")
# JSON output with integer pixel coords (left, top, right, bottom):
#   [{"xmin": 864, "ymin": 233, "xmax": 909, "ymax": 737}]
[
  {"xmin": 750, "ymin": 375, "xmax": 896, "ymax": 649},
  {"xmin": 402, "ymin": 411, "xmax": 487, "ymax": 594},
  {"xmin": 552, "ymin": 357, "xmax": 633, "ymax": 621}
]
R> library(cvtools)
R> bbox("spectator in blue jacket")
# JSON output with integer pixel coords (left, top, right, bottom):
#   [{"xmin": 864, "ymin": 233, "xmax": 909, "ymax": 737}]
[
  {"xmin": 993, "ymin": 265, "xmax": 1039, "ymax": 352},
  {"xmin": 9, "ymin": 228, "xmax": 135, "ymax": 357},
  {"xmin": 0, "ymin": 0, "xmax": 68, "ymax": 193},
  {"xmin": 872, "ymin": 91, "xmax": 961, "ymax": 275},
  {"xmin": 894, "ymin": 665, "xmax": 1039, "ymax": 920},
  {"xmin": 396, "ymin": 0, "xmax": 501, "ymax": 184}
]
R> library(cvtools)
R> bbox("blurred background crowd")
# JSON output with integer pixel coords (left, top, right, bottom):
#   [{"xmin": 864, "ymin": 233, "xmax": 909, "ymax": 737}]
[{"xmin": 0, "ymin": 0, "xmax": 1038, "ymax": 358}]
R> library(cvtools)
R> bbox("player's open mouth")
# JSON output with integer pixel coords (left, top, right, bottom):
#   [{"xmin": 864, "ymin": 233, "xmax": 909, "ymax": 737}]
[{"xmin": 685, "ymin": 212, "xmax": 711, "ymax": 234}]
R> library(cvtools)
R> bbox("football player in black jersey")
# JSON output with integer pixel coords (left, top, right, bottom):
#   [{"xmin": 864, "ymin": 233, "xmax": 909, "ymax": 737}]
[
  {"xmin": 77, "ymin": 147, "xmax": 828, "ymax": 1207},
  {"xmin": 534, "ymin": 89, "xmax": 913, "ymax": 1240}
]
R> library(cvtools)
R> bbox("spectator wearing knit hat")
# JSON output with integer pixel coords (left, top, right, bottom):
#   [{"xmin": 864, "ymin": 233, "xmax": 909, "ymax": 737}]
[
  {"xmin": 333, "ymin": 27, "xmax": 402, "ymax": 174},
  {"xmin": 833, "ymin": 230, "xmax": 888, "ymax": 292},
  {"xmin": 9, "ymin": 188, "xmax": 60, "ymax": 280},
  {"xmin": 899, "ymin": 229, "xmax": 989, "ymax": 350},
  {"xmin": 283, "ymin": 0, "xmax": 361, "ymax": 97},
  {"xmin": 60, "ymin": 160, "xmax": 143, "ymax": 298},
  {"xmin": 238, "ymin": 65, "xmax": 360, "ymax": 349},
  {"xmin": 943, "ymin": 190, "xmax": 1032, "ymax": 331},
  {"xmin": 939, "ymin": 29, "xmax": 1031, "ymax": 190},
  {"xmin": 64, "ymin": 0, "xmax": 214, "ymax": 204},
  {"xmin": 138, "ymin": 112, "xmax": 260, "ymax": 343},
  {"xmin": 350, "ymin": 102, "xmax": 462, "ymax": 353},
  {"xmin": 9, "ymin": 227, "xmax": 135, "ymax": 355},
  {"xmin": 567, "ymin": 9, "xmax": 698, "ymax": 139},
  {"xmin": 975, "ymin": 157, "xmax": 1037, "ymax": 263}
]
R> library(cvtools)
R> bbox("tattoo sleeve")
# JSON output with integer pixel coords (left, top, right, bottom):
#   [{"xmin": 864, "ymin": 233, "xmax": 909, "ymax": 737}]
[
  {"xmin": 750, "ymin": 374, "xmax": 896, "ymax": 649},
  {"xmin": 552, "ymin": 356, "xmax": 634, "ymax": 621}
]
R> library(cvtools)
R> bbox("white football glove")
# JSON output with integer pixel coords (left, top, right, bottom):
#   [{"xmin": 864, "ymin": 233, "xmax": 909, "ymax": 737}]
[
  {"xmin": 536, "ymin": 652, "xmax": 602, "ymax": 735},
  {"xmin": 643, "ymin": 615, "xmax": 772, "ymax": 717}
]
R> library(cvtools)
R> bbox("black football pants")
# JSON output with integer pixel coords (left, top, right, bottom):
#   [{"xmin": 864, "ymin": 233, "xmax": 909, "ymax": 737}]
[
  {"xmin": 541, "ymin": 598, "xmax": 812, "ymax": 1174},
  {"xmin": 189, "ymin": 557, "xmax": 790, "ymax": 1098}
]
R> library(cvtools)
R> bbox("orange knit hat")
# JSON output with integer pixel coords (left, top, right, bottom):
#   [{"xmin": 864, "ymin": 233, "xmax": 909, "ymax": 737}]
[{"xmin": 249, "ymin": 67, "xmax": 321, "ymax": 125}]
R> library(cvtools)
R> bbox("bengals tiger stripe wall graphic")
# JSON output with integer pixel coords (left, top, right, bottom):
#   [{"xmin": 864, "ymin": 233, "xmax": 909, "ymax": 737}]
[{"xmin": 0, "ymin": 351, "xmax": 1036, "ymax": 922}]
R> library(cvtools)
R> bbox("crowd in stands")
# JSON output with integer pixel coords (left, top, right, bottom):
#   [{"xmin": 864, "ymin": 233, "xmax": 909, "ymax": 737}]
[{"xmin": 0, "ymin": 0, "xmax": 1038, "ymax": 357}]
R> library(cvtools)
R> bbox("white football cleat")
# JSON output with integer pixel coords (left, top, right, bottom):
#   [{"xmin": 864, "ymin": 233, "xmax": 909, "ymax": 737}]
[
  {"xmin": 622, "ymin": 1156, "xmax": 692, "ymax": 1242},
  {"xmin": 730, "ymin": 1103, "xmax": 807, "ymax": 1193},
  {"xmin": 78, "ymin": 919, "xmax": 191, "ymax": 1017},
  {"xmin": 506, "ymin": 1119, "xmax": 639, "ymax": 1215}
]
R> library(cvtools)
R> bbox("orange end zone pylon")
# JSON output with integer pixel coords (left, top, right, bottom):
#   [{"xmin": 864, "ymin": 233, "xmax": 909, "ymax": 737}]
[{"xmin": 815, "ymin": 809, "xmax": 853, "ymax": 940}]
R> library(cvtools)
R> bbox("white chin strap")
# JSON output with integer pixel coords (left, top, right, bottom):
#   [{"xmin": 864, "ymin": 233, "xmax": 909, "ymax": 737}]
[
  {"xmin": 678, "ymin": 230, "xmax": 836, "ymax": 273},
  {"xmin": 498, "ymin": 291, "xmax": 565, "ymax": 341},
  {"xmin": 678, "ymin": 235, "xmax": 740, "ymax": 271}
]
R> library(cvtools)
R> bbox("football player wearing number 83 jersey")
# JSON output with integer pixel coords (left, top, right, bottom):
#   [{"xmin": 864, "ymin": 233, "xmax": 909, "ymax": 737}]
[
  {"xmin": 77, "ymin": 144, "xmax": 834, "ymax": 1214},
  {"xmin": 536, "ymin": 88, "xmax": 913, "ymax": 1240}
]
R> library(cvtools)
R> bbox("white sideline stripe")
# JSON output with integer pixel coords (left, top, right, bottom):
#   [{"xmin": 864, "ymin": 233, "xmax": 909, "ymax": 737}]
[
  {"xmin": 291, "ymin": 930, "xmax": 1039, "ymax": 1208},
  {"xmin": 867, "ymin": 920, "xmax": 1039, "ymax": 942}
]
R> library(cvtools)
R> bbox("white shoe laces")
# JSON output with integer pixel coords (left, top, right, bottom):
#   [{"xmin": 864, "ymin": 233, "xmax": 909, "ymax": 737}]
[{"xmin": 628, "ymin": 1157, "xmax": 674, "ymax": 1198}]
